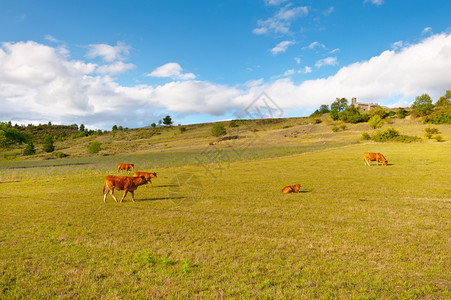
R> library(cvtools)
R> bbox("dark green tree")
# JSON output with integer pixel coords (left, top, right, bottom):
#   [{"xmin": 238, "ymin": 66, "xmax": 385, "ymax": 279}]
[
  {"xmin": 79, "ymin": 124, "xmax": 85, "ymax": 132},
  {"xmin": 412, "ymin": 94, "xmax": 434, "ymax": 116},
  {"xmin": 211, "ymin": 124, "xmax": 227, "ymax": 137},
  {"xmin": 42, "ymin": 135, "xmax": 55, "ymax": 153},
  {"xmin": 163, "ymin": 115, "xmax": 173, "ymax": 126},
  {"xmin": 331, "ymin": 98, "xmax": 348, "ymax": 112},
  {"xmin": 23, "ymin": 141, "xmax": 36, "ymax": 156},
  {"xmin": 88, "ymin": 141, "xmax": 101, "ymax": 154}
]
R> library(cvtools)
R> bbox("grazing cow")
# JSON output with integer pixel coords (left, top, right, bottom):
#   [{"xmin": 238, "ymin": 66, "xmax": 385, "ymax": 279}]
[
  {"xmin": 363, "ymin": 152, "xmax": 388, "ymax": 166},
  {"xmin": 282, "ymin": 184, "xmax": 302, "ymax": 194},
  {"xmin": 117, "ymin": 163, "xmax": 134, "ymax": 173},
  {"xmin": 103, "ymin": 175, "xmax": 147, "ymax": 203},
  {"xmin": 133, "ymin": 171, "xmax": 157, "ymax": 187}
]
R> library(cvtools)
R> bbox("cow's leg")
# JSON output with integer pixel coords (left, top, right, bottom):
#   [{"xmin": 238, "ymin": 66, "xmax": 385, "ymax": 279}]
[
  {"xmin": 109, "ymin": 188, "xmax": 118, "ymax": 202},
  {"xmin": 120, "ymin": 190, "xmax": 128, "ymax": 203},
  {"xmin": 103, "ymin": 185, "xmax": 109, "ymax": 203},
  {"xmin": 130, "ymin": 191, "xmax": 135, "ymax": 202}
]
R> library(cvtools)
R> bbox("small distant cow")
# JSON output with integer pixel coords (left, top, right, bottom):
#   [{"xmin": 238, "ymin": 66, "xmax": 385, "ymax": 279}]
[
  {"xmin": 117, "ymin": 163, "xmax": 134, "ymax": 173},
  {"xmin": 363, "ymin": 152, "xmax": 388, "ymax": 166},
  {"xmin": 133, "ymin": 171, "xmax": 157, "ymax": 187},
  {"xmin": 103, "ymin": 175, "xmax": 147, "ymax": 203},
  {"xmin": 282, "ymin": 184, "xmax": 302, "ymax": 194}
]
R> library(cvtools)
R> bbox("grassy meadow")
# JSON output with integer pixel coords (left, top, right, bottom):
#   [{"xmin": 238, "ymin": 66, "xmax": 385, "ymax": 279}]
[{"xmin": 0, "ymin": 118, "xmax": 450, "ymax": 298}]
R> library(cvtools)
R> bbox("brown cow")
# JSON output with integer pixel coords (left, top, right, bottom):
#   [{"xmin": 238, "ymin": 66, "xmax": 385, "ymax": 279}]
[
  {"xmin": 282, "ymin": 184, "xmax": 302, "ymax": 194},
  {"xmin": 117, "ymin": 163, "xmax": 134, "ymax": 173},
  {"xmin": 103, "ymin": 175, "xmax": 147, "ymax": 203},
  {"xmin": 363, "ymin": 152, "xmax": 388, "ymax": 166},
  {"xmin": 133, "ymin": 171, "xmax": 157, "ymax": 187}
]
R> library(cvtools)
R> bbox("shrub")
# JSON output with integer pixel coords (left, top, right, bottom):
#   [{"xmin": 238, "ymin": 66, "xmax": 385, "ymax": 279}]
[
  {"xmin": 433, "ymin": 135, "xmax": 443, "ymax": 142},
  {"xmin": 179, "ymin": 127, "xmax": 187, "ymax": 133},
  {"xmin": 338, "ymin": 105, "xmax": 369, "ymax": 123},
  {"xmin": 88, "ymin": 141, "xmax": 101, "ymax": 154},
  {"xmin": 368, "ymin": 115, "xmax": 384, "ymax": 129},
  {"xmin": 23, "ymin": 141, "xmax": 36, "ymax": 156},
  {"xmin": 372, "ymin": 127, "xmax": 420, "ymax": 143},
  {"xmin": 52, "ymin": 152, "xmax": 68, "ymax": 158},
  {"xmin": 424, "ymin": 127, "xmax": 440, "ymax": 139},
  {"xmin": 368, "ymin": 106, "xmax": 387, "ymax": 119},
  {"xmin": 340, "ymin": 124, "xmax": 347, "ymax": 130},
  {"xmin": 211, "ymin": 124, "xmax": 227, "ymax": 137},
  {"xmin": 362, "ymin": 132, "xmax": 371, "ymax": 140},
  {"xmin": 423, "ymin": 106, "xmax": 451, "ymax": 124},
  {"xmin": 396, "ymin": 109, "xmax": 409, "ymax": 119},
  {"xmin": 229, "ymin": 120, "xmax": 240, "ymax": 128},
  {"xmin": 332, "ymin": 126, "xmax": 339, "ymax": 132}
]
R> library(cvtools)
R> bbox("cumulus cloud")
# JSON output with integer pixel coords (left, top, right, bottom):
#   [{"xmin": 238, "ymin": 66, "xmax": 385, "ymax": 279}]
[
  {"xmin": 270, "ymin": 40, "xmax": 295, "ymax": 54},
  {"xmin": 303, "ymin": 41, "xmax": 326, "ymax": 50},
  {"xmin": 148, "ymin": 62, "xmax": 196, "ymax": 80},
  {"xmin": 95, "ymin": 61, "xmax": 135, "ymax": 74},
  {"xmin": 365, "ymin": 0, "xmax": 384, "ymax": 5},
  {"xmin": 253, "ymin": 5, "xmax": 308, "ymax": 35},
  {"xmin": 2, "ymin": 33, "xmax": 451, "ymax": 129},
  {"xmin": 86, "ymin": 42, "xmax": 131, "ymax": 62},
  {"xmin": 315, "ymin": 56, "xmax": 338, "ymax": 68}
]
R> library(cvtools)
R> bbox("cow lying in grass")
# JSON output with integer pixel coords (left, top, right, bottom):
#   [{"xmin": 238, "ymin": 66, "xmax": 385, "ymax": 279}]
[
  {"xmin": 103, "ymin": 175, "xmax": 147, "ymax": 203},
  {"xmin": 133, "ymin": 171, "xmax": 157, "ymax": 187},
  {"xmin": 363, "ymin": 152, "xmax": 388, "ymax": 166},
  {"xmin": 282, "ymin": 184, "xmax": 302, "ymax": 193}
]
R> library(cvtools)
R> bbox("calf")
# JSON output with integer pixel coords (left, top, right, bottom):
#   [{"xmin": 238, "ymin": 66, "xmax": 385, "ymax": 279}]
[
  {"xmin": 282, "ymin": 184, "xmax": 302, "ymax": 194},
  {"xmin": 103, "ymin": 175, "xmax": 147, "ymax": 203}
]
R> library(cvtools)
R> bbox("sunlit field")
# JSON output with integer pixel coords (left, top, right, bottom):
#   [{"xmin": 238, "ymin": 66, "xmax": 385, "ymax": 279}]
[{"xmin": 1, "ymin": 140, "xmax": 450, "ymax": 298}]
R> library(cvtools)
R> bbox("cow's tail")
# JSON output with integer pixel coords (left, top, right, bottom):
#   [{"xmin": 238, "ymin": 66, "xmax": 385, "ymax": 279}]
[{"xmin": 102, "ymin": 181, "xmax": 106, "ymax": 194}]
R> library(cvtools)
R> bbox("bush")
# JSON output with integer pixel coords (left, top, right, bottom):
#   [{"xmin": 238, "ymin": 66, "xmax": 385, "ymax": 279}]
[
  {"xmin": 88, "ymin": 141, "xmax": 101, "ymax": 154},
  {"xmin": 362, "ymin": 132, "xmax": 371, "ymax": 140},
  {"xmin": 52, "ymin": 152, "xmax": 68, "ymax": 158},
  {"xmin": 396, "ymin": 109, "xmax": 409, "ymax": 119},
  {"xmin": 433, "ymin": 135, "xmax": 443, "ymax": 142},
  {"xmin": 340, "ymin": 124, "xmax": 347, "ymax": 130},
  {"xmin": 179, "ymin": 127, "xmax": 187, "ymax": 133},
  {"xmin": 338, "ymin": 105, "xmax": 369, "ymax": 123},
  {"xmin": 211, "ymin": 124, "xmax": 227, "ymax": 137},
  {"xmin": 424, "ymin": 127, "xmax": 439, "ymax": 139},
  {"xmin": 423, "ymin": 106, "xmax": 451, "ymax": 124},
  {"xmin": 368, "ymin": 106, "xmax": 387, "ymax": 119},
  {"xmin": 229, "ymin": 120, "xmax": 240, "ymax": 128},
  {"xmin": 372, "ymin": 127, "xmax": 420, "ymax": 143},
  {"xmin": 23, "ymin": 141, "xmax": 36, "ymax": 156},
  {"xmin": 368, "ymin": 115, "xmax": 384, "ymax": 129},
  {"xmin": 332, "ymin": 126, "xmax": 339, "ymax": 132}
]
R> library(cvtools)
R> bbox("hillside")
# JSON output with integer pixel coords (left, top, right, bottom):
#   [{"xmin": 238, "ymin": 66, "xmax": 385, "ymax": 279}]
[{"xmin": 1, "ymin": 114, "xmax": 450, "ymax": 161}]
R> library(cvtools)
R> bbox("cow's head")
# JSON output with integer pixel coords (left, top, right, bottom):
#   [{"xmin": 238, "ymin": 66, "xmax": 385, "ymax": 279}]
[
  {"xmin": 150, "ymin": 172, "xmax": 157, "ymax": 178},
  {"xmin": 380, "ymin": 157, "xmax": 388, "ymax": 166},
  {"xmin": 292, "ymin": 184, "xmax": 302, "ymax": 192}
]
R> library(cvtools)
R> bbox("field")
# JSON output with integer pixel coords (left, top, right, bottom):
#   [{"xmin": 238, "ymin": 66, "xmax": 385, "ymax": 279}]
[{"xmin": 1, "ymin": 119, "xmax": 450, "ymax": 298}]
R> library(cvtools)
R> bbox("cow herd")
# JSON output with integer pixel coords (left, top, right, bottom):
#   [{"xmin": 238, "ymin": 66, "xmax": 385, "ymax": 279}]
[
  {"xmin": 103, "ymin": 163, "xmax": 157, "ymax": 203},
  {"xmin": 103, "ymin": 152, "xmax": 388, "ymax": 202}
]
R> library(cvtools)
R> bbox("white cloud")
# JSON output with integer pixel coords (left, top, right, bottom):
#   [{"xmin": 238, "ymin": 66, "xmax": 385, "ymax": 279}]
[
  {"xmin": 253, "ymin": 5, "xmax": 308, "ymax": 35},
  {"xmin": 392, "ymin": 41, "xmax": 404, "ymax": 50},
  {"xmin": 329, "ymin": 48, "xmax": 340, "ymax": 54},
  {"xmin": 303, "ymin": 41, "xmax": 326, "ymax": 50},
  {"xmin": 264, "ymin": 0, "xmax": 287, "ymax": 6},
  {"xmin": 270, "ymin": 40, "xmax": 295, "ymax": 55},
  {"xmin": 96, "ymin": 61, "xmax": 135, "ymax": 74},
  {"xmin": 294, "ymin": 57, "xmax": 301, "ymax": 64},
  {"xmin": 86, "ymin": 42, "xmax": 131, "ymax": 62},
  {"xmin": 148, "ymin": 62, "xmax": 196, "ymax": 80},
  {"xmin": 2, "ymin": 33, "xmax": 451, "ymax": 130},
  {"xmin": 365, "ymin": 0, "xmax": 384, "ymax": 5},
  {"xmin": 422, "ymin": 27, "xmax": 433, "ymax": 35},
  {"xmin": 324, "ymin": 6, "xmax": 335, "ymax": 16},
  {"xmin": 315, "ymin": 57, "xmax": 338, "ymax": 68}
]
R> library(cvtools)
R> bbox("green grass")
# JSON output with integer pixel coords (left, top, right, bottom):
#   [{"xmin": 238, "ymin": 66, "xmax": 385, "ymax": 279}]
[{"xmin": 1, "ymin": 141, "xmax": 450, "ymax": 298}]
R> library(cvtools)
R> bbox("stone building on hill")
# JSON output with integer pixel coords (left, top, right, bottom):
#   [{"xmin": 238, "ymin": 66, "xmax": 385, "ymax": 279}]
[{"xmin": 351, "ymin": 97, "xmax": 386, "ymax": 110}]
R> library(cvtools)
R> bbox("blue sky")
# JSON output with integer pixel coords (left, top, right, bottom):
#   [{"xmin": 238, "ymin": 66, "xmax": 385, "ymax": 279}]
[{"xmin": 1, "ymin": 0, "xmax": 450, "ymax": 129}]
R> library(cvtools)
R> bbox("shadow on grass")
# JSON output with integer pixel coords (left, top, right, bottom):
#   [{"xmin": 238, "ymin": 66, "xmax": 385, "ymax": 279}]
[{"xmin": 139, "ymin": 196, "xmax": 185, "ymax": 202}]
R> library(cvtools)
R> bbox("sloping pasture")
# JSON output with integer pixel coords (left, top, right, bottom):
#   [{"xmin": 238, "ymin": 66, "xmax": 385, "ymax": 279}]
[{"xmin": 0, "ymin": 142, "xmax": 450, "ymax": 298}]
